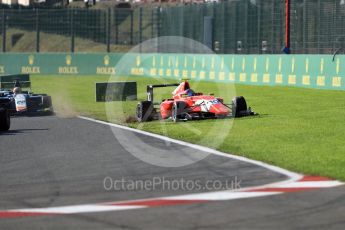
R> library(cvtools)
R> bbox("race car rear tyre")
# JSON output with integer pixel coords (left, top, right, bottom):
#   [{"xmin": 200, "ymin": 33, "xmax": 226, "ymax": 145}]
[
  {"xmin": 136, "ymin": 101, "xmax": 154, "ymax": 122},
  {"xmin": 42, "ymin": 96, "xmax": 52, "ymax": 108},
  {"xmin": 232, "ymin": 96, "xmax": 247, "ymax": 118},
  {"xmin": 0, "ymin": 108, "xmax": 10, "ymax": 131},
  {"xmin": 42, "ymin": 96, "xmax": 54, "ymax": 114},
  {"xmin": 172, "ymin": 101, "xmax": 187, "ymax": 122}
]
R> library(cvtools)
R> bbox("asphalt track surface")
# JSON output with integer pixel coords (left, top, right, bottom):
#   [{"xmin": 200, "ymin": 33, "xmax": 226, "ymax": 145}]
[{"xmin": 0, "ymin": 116, "xmax": 344, "ymax": 229}]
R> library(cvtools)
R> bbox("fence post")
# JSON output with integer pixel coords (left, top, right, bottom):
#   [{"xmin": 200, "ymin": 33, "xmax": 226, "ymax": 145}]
[
  {"xmin": 220, "ymin": 3, "xmax": 225, "ymax": 54},
  {"xmin": 332, "ymin": 0, "xmax": 336, "ymax": 52},
  {"xmin": 212, "ymin": 2, "xmax": 217, "ymax": 53},
  {"xmin": 317, "ymin": 0, "xmax": 321, "ymax": 53},
  {"xmin": 139, "ymin": 7, "xmax": 143, "ymax": 52},
  {"xmin": 233, "ymin": 2, "xmax": 238, "ymax": 54},
  {"xmin": 130, "ymin": 9, "xmax": 133, "ymax": 45},
  {"xmin": 257, "ymin": 0, "xmax": 262, "ymax": 54},
  {"xmin": 224, "ymin": 2, "xmax": 229, "ymax": 53},
  {"xmin": 283, "ymin": 0, "xmax": 291, "ymax": 54},
  {"xmin": 270, "ymin": 0, "xmax": 275, "ymax": 53},
  {"xmin": 181, "ymin": 7, "xmax": 185, "ymax": 53},
  {"xmin": 156, "ymin": 7, "xmax": 160, "ymax": 53},
  {"xmin": 244, "ymin": 0, "xmax": 248, "ymax": 54},
  {"xmin": 36, "ymin": 8, "xmax": 40, "ymax": 53},
  {"xmin": 115, "ymin": 9, "xmax": 118, "ymax": 45},
  {"xmin": 2, "ymin": 9, "xmax": 6, "ymax": 53},
  {"xmin": 302, "ymin": 0, "xmax": 307, "ymax": 53},
  {"xmin": 334, "ymin": 0, "xmax": 340, "ymax": 52},
  {"xmin": 151, "ymin": 8, "xmax": 154, "ymax": 39},
  {"xmin": 70, "ymin": 9, "xmax": 75, "ymax": 53},
  {"xmin": 107, "ymin": 8, "xmax": 110, "ymax": 53}
]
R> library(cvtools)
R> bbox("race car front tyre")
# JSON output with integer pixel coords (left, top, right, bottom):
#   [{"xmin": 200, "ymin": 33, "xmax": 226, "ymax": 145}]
[
  {"xmin": 136, "ymin": 101, "xmax": 154, "ymax": 122},
  {"xmin": 172, "ymin": 101, "xmax": 187, "ymax": 122},
  {"xmin": 0, "ymin": 108, "xmax": 10, "ymax": 131},
  {"xmin": 232, "ymin": 96, "xmax": 248, "ymax": 117}
]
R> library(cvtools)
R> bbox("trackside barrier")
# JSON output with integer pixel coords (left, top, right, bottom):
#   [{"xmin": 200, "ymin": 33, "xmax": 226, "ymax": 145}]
[
  {"xmin": 0, "ymin": 53, "xmax": 344, "ymax": 90},
  {"xmin": 95, "ymin": 82, "xmax": 137, "ymax": 102}
]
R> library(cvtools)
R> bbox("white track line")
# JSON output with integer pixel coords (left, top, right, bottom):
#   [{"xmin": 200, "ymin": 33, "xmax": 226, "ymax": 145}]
[
  {"xmin": 273, "ymin": 181, "xmax": 344, "ymax": 188},
  {"xmin": 15, "ymin": 205, "xmax": 144, "ymax": 214},
  {"xmin": 160, "ymin": 191, "xmax": 282, "ymax": 201}
]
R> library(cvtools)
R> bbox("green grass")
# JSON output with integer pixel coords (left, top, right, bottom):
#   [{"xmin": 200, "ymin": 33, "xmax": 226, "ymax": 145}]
[
  {"xmin": 0, "ymin": 29, "xmax": 132, "ymax": 52},
  {"xmin": 31, "ymin": 75, "xmax": 345, "ymax": 181}
]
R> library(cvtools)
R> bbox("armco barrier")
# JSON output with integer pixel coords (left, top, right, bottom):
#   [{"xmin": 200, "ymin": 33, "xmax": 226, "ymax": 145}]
[{"xmin": 0, "ymin": 53, "xmax": 343, "ymax": 90}]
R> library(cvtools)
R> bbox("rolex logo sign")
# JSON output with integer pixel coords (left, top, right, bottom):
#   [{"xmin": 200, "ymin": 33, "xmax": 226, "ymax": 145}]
[
  {"xmin": 104, "ymin": 55, "xmax": 110, "ymax": 66},
  {"xmin": 21, "ymin": 54, "xmax": 40, "ymax": 74},
  {"xmin": 66, "ymin": 55, "xmax": 72, "ymax": 66},
  {"xmin": 131, "ymin": 55, "xmax": 144, "ymax": 75},
  {"xmin": 28, "ymin": 55, "xmax": 34, "ymax": 65},
  {"xmin": 96, "ymin": 55, "xmax": 115, "ymax": 75},
  {"xmin": 136, "ymin": 56, "xmax": 141, "ymax": 67},
  {"xmin": 59, "ymin": 55, "xmax": 78, "ymax": 74}
]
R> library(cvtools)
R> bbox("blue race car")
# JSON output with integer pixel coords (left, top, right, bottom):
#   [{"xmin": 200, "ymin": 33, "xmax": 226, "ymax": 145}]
[{"xmin": 0, "ymin": 74, "xmax": 54, "ymax": 116}]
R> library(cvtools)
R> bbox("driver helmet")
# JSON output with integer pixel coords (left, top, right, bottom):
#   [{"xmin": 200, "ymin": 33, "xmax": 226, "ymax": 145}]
[
  {"xmin": 13, "ymin": 87, "xmax": 21, "ymax": 94},
  {"xmin": 186, "ymin": 88, "xmax": 195, "ymax": 96}
]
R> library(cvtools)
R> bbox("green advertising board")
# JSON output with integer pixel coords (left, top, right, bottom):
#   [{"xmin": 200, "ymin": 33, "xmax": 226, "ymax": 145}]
[
  {"xmin": 0, "ymin": 53, "xmax": 122, "ymax": 76},
  {"xmin": 0, "ymin": 53, "xmax": 343, "ymax": 90}
]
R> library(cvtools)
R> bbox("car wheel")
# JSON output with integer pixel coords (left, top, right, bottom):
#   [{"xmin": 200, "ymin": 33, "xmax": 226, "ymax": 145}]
[
  {"xmin": 0, "ymin": 108, "xmax": 10, "ymax": 131},
  {"xmin": 172, "ymin": 101, "xmax": 187, "ymax": 122},
  {"xmin": 42, "ymin": 96, "xmax": 52, "ymax": 107},
  {"xmin": 232, "ymin": 96, "xmax": 247, "ymax": 117},
  {"xmin": 136, "ymin": 101, "xmax": 154, "ymax": 122},
  {"xmin": 42, "ymin": 96, "xmax": 54, "ymax": 115}
]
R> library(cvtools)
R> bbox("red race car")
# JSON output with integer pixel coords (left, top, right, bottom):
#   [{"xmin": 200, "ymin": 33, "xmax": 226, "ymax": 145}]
[{"xmin": 136, "ymin": 80, "xmax": 255, "ymax": 122}]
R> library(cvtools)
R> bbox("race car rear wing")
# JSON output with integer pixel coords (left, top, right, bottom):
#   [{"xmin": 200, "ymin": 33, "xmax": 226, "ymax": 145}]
[
  {"xmin": 0, "ymin": 74, "xmax": 31, "ymax": 90},
  {"xmin": 147, "ymin": 83, "xmax": 179, "ymax": 102}
]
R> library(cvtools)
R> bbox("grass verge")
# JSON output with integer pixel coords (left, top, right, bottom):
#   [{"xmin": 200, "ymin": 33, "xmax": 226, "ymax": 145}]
[
  {"xmin": 31, "ymin": 75, "xmax": 345, "ymax": 181},
  {"xmin": 0, "ymin": 29, "xmax": 131, "ymax": 52}
]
